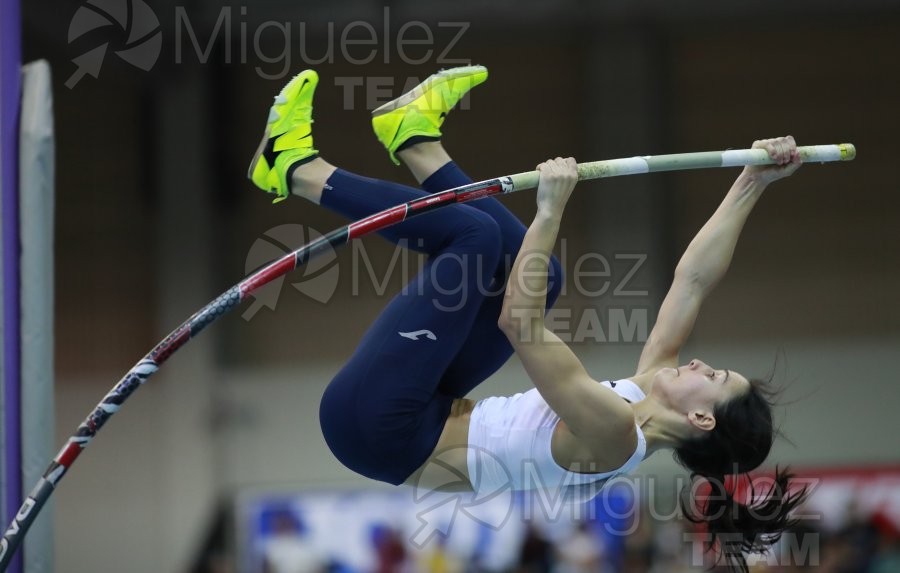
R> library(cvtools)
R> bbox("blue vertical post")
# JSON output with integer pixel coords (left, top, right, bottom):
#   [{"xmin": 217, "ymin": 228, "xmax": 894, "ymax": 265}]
[{"xmin": 0, "ymin": 0, "xmax": 22, "ymax": 571}]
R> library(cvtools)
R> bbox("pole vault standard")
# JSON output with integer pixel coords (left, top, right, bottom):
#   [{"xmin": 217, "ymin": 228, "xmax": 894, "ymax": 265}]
[{"xmin": 0, "ymin": 143, "xmax": 856, "ymax": 570}]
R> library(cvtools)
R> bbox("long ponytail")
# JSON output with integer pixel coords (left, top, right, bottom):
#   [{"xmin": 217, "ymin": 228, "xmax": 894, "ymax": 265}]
[
  {"xmin": 680, "ymin": 468, "xmax": 808, "ymax": 572},
  {"xmin": 674, "ymin": 378, "xmax": 809, "ymax": 571}
]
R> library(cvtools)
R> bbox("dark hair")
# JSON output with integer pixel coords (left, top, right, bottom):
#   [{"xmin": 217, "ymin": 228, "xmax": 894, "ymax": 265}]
[{"xmin": 674, "ymin": 378, "xmax": 809, "ymax": 572}]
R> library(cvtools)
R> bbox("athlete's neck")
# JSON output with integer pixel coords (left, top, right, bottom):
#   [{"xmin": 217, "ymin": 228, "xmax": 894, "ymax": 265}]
[
  {"xmin": 628, "ymin": 370, "xmax": 658, "ymax": 395},
  {"xmin": 630, "ymin": 397, "xmax": 695, "ymax": 457}
]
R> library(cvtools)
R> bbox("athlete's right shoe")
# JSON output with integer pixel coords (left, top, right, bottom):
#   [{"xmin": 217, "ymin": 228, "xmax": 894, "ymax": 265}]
[
  {"xmin": 248, "ymin": 69, "xmax": 319, "ymax": 203},
  {"xmin": 371, "ymin": 65, "xmax": 488, "ymax": 165}
]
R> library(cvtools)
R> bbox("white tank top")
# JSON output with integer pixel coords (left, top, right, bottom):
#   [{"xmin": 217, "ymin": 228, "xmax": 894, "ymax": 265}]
[{"xmin": 466, "ymin": 379, "xmax": 647, "ymax": 499}]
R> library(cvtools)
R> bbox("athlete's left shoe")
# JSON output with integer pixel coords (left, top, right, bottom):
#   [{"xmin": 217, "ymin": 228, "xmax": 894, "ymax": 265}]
[
  {"xmin": 248, "ymin": 69, "xmax": 319, "ymax": 203},
  {"xmin": 372, "ymin": 65, "xmax": 488, "ymax": 165}
]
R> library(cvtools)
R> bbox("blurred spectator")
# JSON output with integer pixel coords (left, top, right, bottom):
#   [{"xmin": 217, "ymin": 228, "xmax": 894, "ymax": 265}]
[
  {"xmin": 867, "ymin": 510, "xmax": 900, "ymax": 573},
  {"xmin": 262, "ymin": 508, "xmax": 327, "ymax": 573},
  {"xmin": 419, "ymin": 536, "xmax": 463, "ymax": 573},
  {"xmin": 370, "ymin": 524, "xmax": 408, "ymax": 573},
  {"xmin": 190, "ymin": 500, "xmax": 234, "ymax": 573},
  {"xmin": 516, "ymin": 525, "xmax": 554, "ymax": 573},
  {"xmin": 554, "ymin": 522, "xmax": 603, "ymax": 573},
  {"xmin": 621, "ymin": 508, "xmax": 653, "ymax": 573}
]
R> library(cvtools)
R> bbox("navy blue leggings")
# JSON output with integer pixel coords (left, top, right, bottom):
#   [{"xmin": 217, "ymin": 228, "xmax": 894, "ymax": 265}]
[{"xmin": 318, "ymin": 162, "xmax": 564, "ymax": 485}]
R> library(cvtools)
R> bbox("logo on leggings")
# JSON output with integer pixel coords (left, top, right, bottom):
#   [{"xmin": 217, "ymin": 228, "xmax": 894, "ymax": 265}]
[{"xmin": 399, "ymin": 329, "xmax": 437, "ymax": 341}]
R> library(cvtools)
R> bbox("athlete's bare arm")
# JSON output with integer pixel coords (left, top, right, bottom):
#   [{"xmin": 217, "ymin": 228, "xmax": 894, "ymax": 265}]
[
  {"xmin": 635, "ymin": 136, "xmax": 802, "ymax": 381},
  {"xmin": 499, "ymin": 158, "xmax": 636, "ymax": 464}
]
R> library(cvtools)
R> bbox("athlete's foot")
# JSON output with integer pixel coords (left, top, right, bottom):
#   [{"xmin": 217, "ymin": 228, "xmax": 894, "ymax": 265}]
[
  {"xmin": 248, "ymin": 69, "xmax": 321, "ymax": 203},
  {"xmin": 372, "ymin": 65, "xmax": 488, "ymax": 175}
]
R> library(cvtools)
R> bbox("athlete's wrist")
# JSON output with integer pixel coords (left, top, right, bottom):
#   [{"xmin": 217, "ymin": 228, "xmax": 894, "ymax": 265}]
[
  {"xmin": 734, "ymin": 170, "xmax": 769, "ymax": 198},
  {"xmin": 534, "ymin": 208, "xmax": 564, "ymax": 227}
]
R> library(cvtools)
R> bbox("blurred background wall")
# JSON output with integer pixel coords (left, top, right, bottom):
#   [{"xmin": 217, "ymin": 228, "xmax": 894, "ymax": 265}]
[{"xmin": 20, "ymin": 0, "xmax": 900, "ymax": 571}]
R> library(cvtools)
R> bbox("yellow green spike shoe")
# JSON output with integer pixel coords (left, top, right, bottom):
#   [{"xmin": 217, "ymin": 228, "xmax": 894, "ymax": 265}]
[
  {"xmin": 372, "ymin": 65, "xmax": 488, "ymax": 165},
  {"xmin": 248, "ymin": 69, "xmax": 319, "ymax": 203}
]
